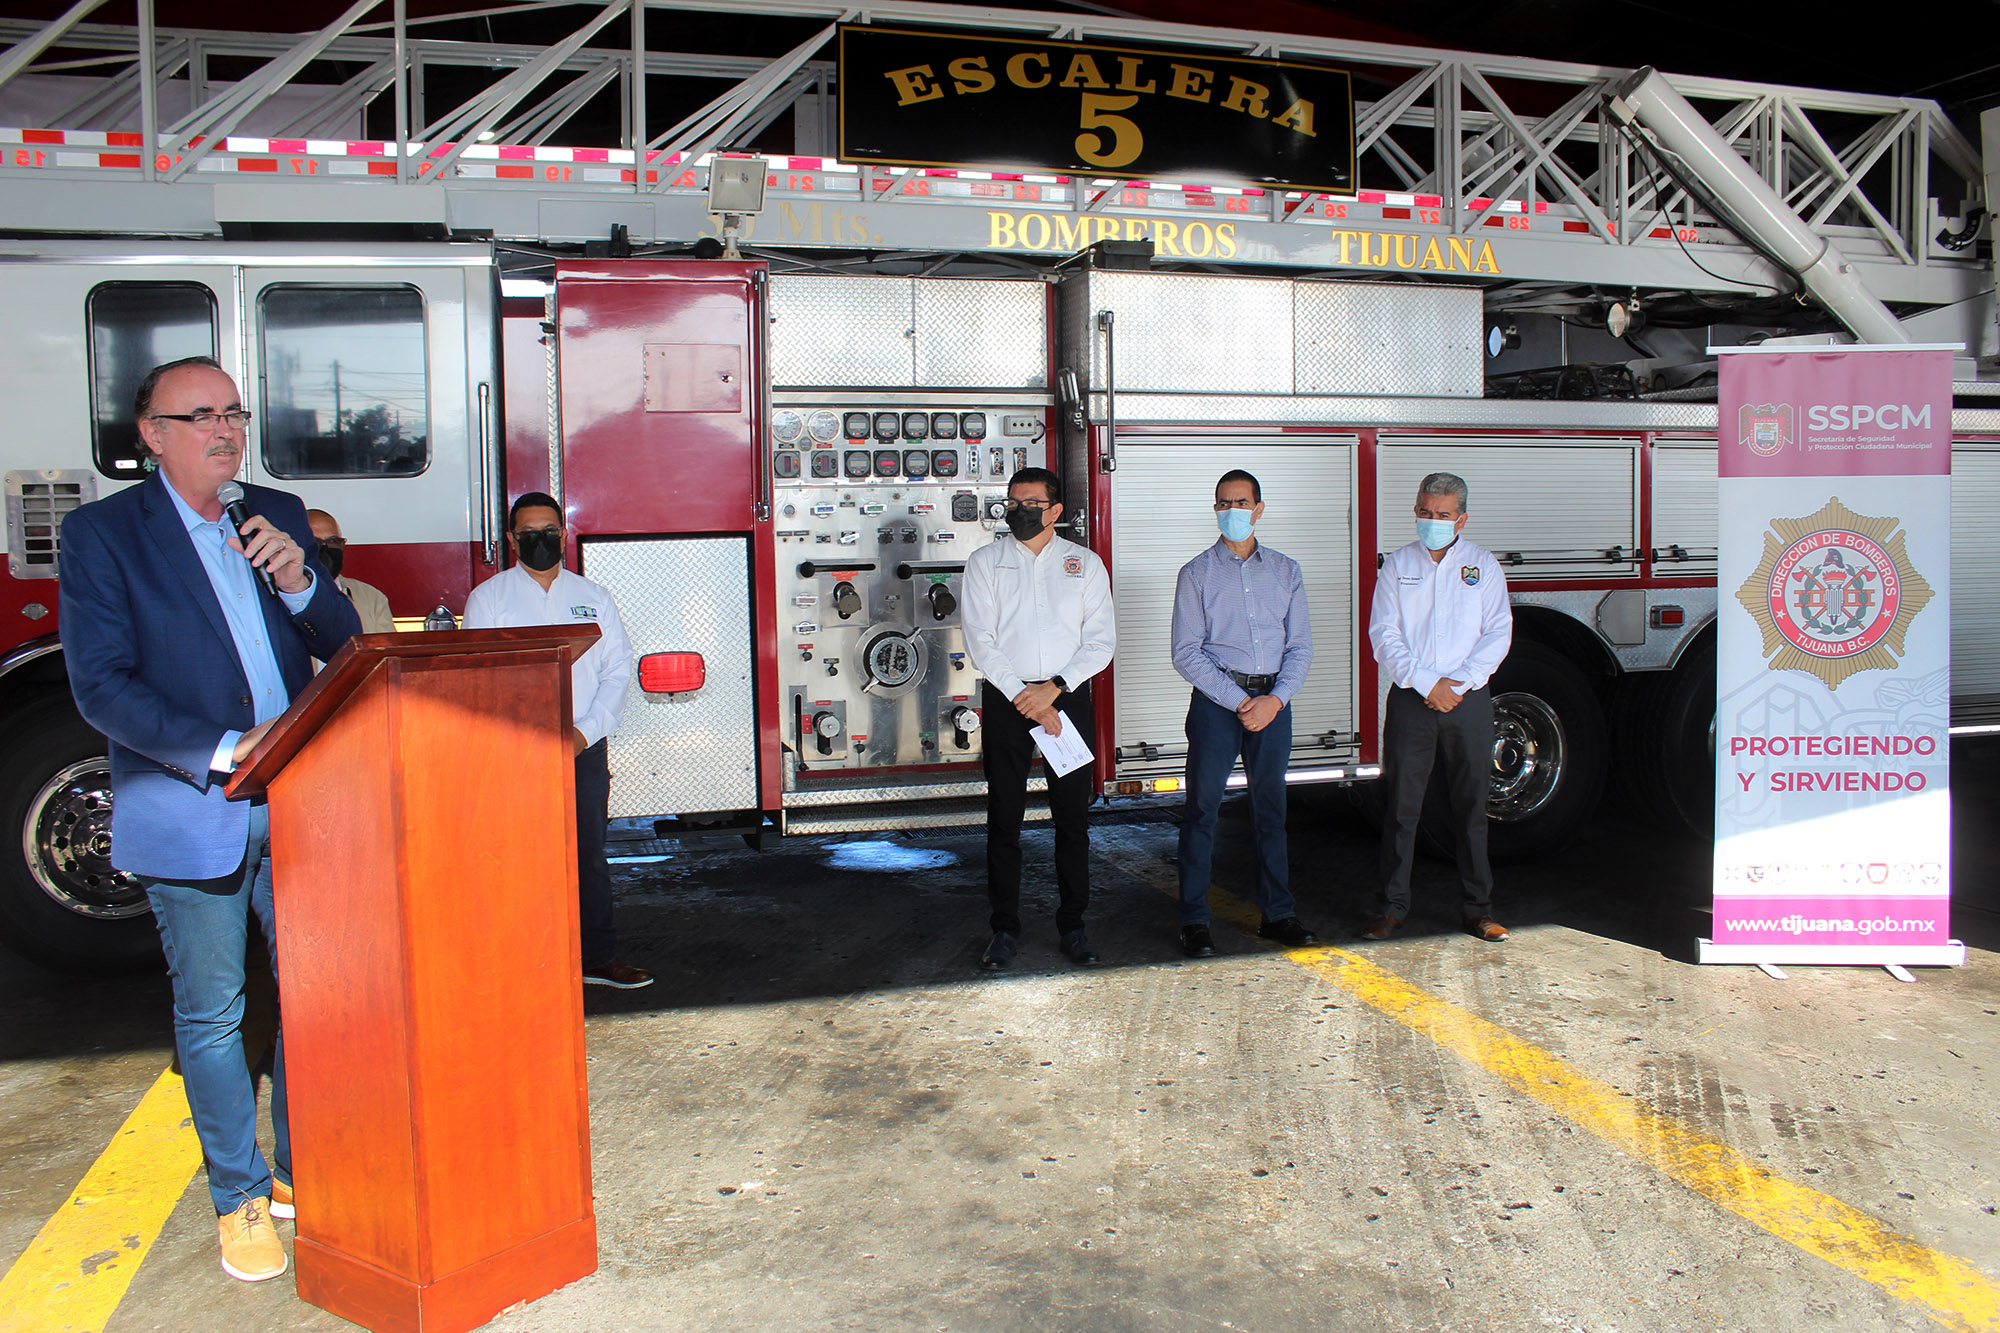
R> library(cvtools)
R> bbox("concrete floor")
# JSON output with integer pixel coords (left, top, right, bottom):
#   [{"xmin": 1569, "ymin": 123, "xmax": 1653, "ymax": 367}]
[{"xmin": 3, "ymin": 745, "xmax": 1998, "ymax": 1332}]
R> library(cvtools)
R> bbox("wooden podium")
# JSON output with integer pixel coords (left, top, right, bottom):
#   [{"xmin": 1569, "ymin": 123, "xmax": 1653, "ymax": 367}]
[{"xmin": 229, "ymin": 626, "xmax": 602, "ymax": 1333}]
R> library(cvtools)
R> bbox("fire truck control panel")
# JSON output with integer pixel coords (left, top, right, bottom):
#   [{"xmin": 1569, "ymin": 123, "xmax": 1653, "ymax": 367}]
[{"xmin": 772, "ymin": 401, "xmax": 1048, "ymax": 775}]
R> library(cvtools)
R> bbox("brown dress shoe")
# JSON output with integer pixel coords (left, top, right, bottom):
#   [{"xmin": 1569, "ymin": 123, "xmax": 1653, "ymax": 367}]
[
  {"xmin": 1360, "ymin": 914, "xmax": 1402, "ymax": 941},
  {"xmin": 583, "ymin": 960, "xmax": 654, "ymax": 989},
  {"xmin": 1464, "ymin": 915, "xmax": 1511, "ymax": 942}
]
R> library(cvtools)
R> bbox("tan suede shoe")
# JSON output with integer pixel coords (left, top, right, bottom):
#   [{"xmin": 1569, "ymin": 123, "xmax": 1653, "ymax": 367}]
[{"xmin": 217, "ymin": 1197, "xmax": 287, "ymax": 1282}]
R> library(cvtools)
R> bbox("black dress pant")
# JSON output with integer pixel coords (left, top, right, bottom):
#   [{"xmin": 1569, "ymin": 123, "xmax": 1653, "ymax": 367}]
[
  {"xmin": 982, "ymin": 680, "xmax": 1094, "ymax": 937},
  {"xmin": 1378, "ymin": 685, "xmax": 1495, "ymax": 919},
  {"xmin": 575, "ymin": 740, "xmax": 618, "ymax": 965}
]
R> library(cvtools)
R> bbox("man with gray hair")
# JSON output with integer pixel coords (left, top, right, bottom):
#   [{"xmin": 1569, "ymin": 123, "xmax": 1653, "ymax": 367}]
[{"xmin": 1364, "ymin": 471, "xmax": 1513, "ymax": 942}]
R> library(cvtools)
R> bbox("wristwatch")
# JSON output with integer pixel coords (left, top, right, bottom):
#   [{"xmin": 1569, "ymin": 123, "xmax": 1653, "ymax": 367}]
[{"xmin": 1051, "ymin": 675, "xmax": 1069, "ymax": 692}]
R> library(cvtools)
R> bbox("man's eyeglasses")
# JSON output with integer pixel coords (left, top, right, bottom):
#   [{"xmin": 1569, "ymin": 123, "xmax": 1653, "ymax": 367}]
[
  {"xmin": 317, "ymin": 536, "xmax": 347, "ymax": 551},
  {"xmin": 150, "ymin": 410, "xmax": 253, "ymax": 430},
  {"xmin": 1213, "ymin": 498, "xmax": 1255, "ymax": 510},
  {"xmin": 1002, "ymin": 499, "xmax": 1054, "ymax": 512}
]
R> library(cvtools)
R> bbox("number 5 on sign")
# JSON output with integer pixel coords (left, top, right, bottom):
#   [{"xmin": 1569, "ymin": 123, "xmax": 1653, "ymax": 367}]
[{"xmin": 1076, "ymin": 93, "xmax": 1142, "ymax": 169}]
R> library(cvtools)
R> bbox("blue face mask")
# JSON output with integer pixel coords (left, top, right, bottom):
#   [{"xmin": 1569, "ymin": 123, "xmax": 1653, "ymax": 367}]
[
  {"xmin": 1416, "ymin": 517, "xmax": 1459, "ymax": 550},
  {"xmin": 1217, "ymin": 507, "xmax": 1255, "ymax": 542}
]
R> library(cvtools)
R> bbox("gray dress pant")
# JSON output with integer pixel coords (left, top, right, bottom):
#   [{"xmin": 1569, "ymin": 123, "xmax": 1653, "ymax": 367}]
[{"xmin": 1378, "ymin": 684, "xmax": 1495, "ymax": 919}]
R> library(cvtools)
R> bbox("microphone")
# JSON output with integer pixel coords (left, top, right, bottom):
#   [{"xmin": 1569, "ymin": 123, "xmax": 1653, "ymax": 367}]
[{"xmin": 216, "ymin": 481, "xmax": 277, "ymax": 596}]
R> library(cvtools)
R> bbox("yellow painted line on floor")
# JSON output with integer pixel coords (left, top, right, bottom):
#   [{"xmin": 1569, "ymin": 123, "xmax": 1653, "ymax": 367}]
[
  {"xmin": 1191, "ymin": 882, "xmax": 1998, "ymax": 1329},
  {"xmin": 0, "ymin": 1066, "xmax": 202, "ymax": 1333}
]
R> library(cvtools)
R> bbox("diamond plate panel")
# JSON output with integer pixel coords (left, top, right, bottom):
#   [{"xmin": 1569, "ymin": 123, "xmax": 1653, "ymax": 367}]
[
  {"xmin": 582, "ymin": 536, "xmax": 758, "ymax": 817},
  {"xmin": 1083, "ymin": 395, "xmax": 1720, "ymax": 430},
  {"xmin": 1077, "ymin": 271, "xmax": 1295, "ymax": 394},
  {"xmin": 1952, "ymin": 444, "xmax": 2000, "ymax": 693},
  {"xmin": 770, "ymin": 274, "xmax": 913, "ymax": 387},
  {"xmin": 1295, "ymin": 282, "xmax": 1481, "ymax": 397},
  {"xmin": 912, "ymin": 278, "xmax": 1048, "ymax": 388}
]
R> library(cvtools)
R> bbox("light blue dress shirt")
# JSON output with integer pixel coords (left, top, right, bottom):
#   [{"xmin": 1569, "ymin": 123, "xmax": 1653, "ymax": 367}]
[
  {"xmin": 162, "ymin": 483, "xmax": 315, "ymax": 772},
  {"xmin": 1170, "ymin": 537, "xmax": 1314, "ymax": 711}
]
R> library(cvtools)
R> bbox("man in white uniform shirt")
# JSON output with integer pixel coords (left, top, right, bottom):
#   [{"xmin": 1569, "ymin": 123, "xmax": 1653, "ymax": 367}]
[
  {"xmin": 1366, "ymin": 472, "xmax": 1513, "ymax": 943},
  {"xmin": 463, "ymin": 492, "xmax": 652, "ymax": 989},
  {"xmin": 962, "ymin": 467, "xmax": 1116, "ymax": 970}
]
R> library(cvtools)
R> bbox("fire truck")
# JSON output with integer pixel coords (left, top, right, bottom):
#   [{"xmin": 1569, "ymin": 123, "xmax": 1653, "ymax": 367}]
[{"xmin": 0, "ymin": 2, "xmax": 1993, "ymax": 970}]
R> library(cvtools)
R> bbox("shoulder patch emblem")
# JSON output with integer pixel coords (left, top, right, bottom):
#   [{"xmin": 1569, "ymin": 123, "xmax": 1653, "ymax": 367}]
[
  {"xmin": 1460, "ymin": 565, "xmax": 1481, "ymax": 586},
  {"xmin": 1063, "ymin": 555, "xmax": 1084, "ymax": 577}
]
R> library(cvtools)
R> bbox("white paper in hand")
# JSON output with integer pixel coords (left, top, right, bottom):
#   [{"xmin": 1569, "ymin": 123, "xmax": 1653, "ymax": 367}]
[{"xmin": 1029, "ymin": 721, "xmax": 1093, "ymax": 777}]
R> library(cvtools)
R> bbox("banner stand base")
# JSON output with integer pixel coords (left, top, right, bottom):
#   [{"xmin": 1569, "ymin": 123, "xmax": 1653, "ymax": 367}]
[{"xmin": 1698, "ymin": 939, "xmax": 1966, "ymax": 969}]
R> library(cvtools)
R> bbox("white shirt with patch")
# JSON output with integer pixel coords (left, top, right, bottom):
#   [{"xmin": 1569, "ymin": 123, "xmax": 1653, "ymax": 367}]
[
  {"xmin": 463, "ymin": 563, "xmax": 633, "ymax": 746},
  {"xmin": 961, "ymin": 533, "xmax": 1116, "ymax": 699},
  {"xmin": 1369, "ymin": 537, "xmax": 1512, "ymax": 697}
]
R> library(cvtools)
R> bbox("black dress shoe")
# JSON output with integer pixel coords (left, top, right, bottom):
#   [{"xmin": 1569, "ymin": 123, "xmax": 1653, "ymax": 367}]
[
  {"xmin": 1258, "ymin": 916, "xmax": 1320, "ymax": 947},
  {"xmin": 1179, "ymin": 924, "xmax": 1216, "ymax": 958},
  {"xmin": 980, "ymin": 931, "xmax": 1018, "ymax": 971},
  {"xmin": 1059, "ymin": 928, "xmax": 1101, "ymax": 967}
]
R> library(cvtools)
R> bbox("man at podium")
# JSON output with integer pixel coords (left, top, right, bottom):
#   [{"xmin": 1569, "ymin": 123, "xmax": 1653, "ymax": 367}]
[
  {"xmin": 59, "ymin": 357, "xmax": 362, "ymax": 1283},
  {"xmin": 464, "ymin": 492, "xmax": 653, "ymax": 990}
]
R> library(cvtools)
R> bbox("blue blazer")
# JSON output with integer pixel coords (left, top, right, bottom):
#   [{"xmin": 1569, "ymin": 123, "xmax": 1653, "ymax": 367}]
[{"xmin": 59, "ymin": 471, "xmax": 363, "ymax": 880}]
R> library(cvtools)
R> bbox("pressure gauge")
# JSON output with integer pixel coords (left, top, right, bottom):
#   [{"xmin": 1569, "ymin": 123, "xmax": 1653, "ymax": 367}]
[
  {"xmin": 772, "ymin": 409, "xmax": 805, "ymax": 445},
  {"xmin": 807, "ymin": 410, "xmax": 842, "ymax": 444}
]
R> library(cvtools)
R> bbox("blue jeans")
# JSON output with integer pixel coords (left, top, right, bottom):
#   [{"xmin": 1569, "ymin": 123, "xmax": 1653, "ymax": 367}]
[
  {"xmin": 142, "ymin": 804, "xmax": 289, "ymax": 1215},
  {"xmin": 1178, "ymin": 690, "xmax": 1294, "ymax": 925}
]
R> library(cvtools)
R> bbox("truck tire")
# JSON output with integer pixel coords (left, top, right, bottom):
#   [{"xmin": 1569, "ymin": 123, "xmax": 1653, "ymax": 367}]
[
  {"xmin": 1653, "ymin": 639, "xmax": 1716, "ymax": 837},
  {"xmin": 1441, "ymin": 640, "xmax": 1608, "ymax": 861},
  {"xmin": 0, "ymin": 701, "xmax": 160, "ymax": 974}
]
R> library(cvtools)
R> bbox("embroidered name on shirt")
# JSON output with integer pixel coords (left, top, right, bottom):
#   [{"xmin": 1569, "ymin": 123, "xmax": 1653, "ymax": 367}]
[
  {"xmin": 570, "ymin": 605, "xmax": 599, "ymax": 619},
  {"xmin": 1460, "ymin": 566, "xmax": 1481, "ymax": 586}
]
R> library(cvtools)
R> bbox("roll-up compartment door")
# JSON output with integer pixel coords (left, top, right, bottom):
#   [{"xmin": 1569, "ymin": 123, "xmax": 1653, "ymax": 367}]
[
  {"xmin": 1377, "ymin": 437, "xmax": 1640, "ymax": 579},
  {"xmin": 1108, "ymin": 437, "xmax": 1356, "ymax": 781},
  {"xmin": 1651, "ymin": 441, "xmax": 1719, "ymax": 574}
]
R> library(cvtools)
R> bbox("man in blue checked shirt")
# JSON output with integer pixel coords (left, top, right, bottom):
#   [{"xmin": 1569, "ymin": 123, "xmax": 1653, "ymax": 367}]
[{"xmin": 1169, "ymin": 469, "xmax": 1319, "ymax": 957}]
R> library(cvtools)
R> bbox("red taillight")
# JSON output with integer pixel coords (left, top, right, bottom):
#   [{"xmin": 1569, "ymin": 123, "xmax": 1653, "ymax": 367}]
[
  {"xmin": 638, "ymin": 651, "xmax": 706, "ymax": 694},
  {"xmin": 1650, "ymin": 605, "xmax": 1686, "ymax": 628}
]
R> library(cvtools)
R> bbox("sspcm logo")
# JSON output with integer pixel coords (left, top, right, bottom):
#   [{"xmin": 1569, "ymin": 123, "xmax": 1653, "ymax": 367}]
[
  {"xmin": 1734, "ymin": 497, "xmax": 1934, "ymax": 690},
  {"xmin": 1739, "ymin": 401, "xmax": 1793, "ymax": 457}
]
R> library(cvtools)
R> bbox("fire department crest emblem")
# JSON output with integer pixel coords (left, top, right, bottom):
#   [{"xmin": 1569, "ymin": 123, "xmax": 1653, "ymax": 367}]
[
  {"xmin": 1739, "ymin": 402, "xmax": 1793, "ymax": 457},
  {"xmin": 1460, "ymin": 565, "xmax": 1480, "ymax": 586},
  {"xmin": 1733, "ymin": 497, "xmax": 1933, "ymax": 690},
  {"xmin": 1063, "ymin": 555, "xmax": 1083, "ymax": 576}
]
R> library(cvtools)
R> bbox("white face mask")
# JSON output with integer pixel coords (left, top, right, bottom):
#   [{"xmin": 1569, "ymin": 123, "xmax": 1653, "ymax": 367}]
[{"xmin": 1417, "ymin": 517, "xmax": 1458, "ymax": 550}]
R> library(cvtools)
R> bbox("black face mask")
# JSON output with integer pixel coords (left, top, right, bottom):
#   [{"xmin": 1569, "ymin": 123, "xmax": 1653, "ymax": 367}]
[
  {"xmin": 1005, "ymin": 506, "xmax": 1048, "ymax": 541},
  {"xmin": 318, "ymin": 545, "xmax": 344, "ymax": 581},
  {"xmin": 515, "ymin": 529, "xmax": 563, "ymax": 571}
]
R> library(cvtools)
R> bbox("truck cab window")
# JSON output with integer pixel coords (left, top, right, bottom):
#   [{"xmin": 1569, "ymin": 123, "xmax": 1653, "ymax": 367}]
[
  {"xmin": 87, "ymin": 282, "xmax": 218, "ymax": 478},
  {"xmin": 259, "ymin": 285, "xmax": 429, "ymax": 479}
]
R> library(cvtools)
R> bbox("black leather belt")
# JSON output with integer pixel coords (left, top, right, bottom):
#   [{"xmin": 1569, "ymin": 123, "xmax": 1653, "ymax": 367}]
[{"xmin": 1229, "ymin": 671, "xmax": 1277, "ymax": 692}]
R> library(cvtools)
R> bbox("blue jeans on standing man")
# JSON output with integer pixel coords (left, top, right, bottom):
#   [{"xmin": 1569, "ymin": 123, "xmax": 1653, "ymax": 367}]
[
  {"xmin": 141, "ymin": 803, "xmax": 289, "ymax": 1216},
  {"xmin": 1178, "ymin": 688, "xmax": 1295, "ymax": 925}
]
